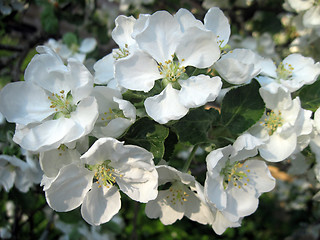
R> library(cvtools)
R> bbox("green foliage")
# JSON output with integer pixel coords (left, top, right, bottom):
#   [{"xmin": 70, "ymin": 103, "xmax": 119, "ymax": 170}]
[
  {"xmin": 172, "ymin": 107, "xmax": 220, "ymax": 145},
  {"xmin": 62, "ymin": 32, "xmax": 78, "ymax": 48},
  {"xmin": 41, "ymin": 5, "xmax": 59, "ymax": 34},
  {"xmin": 122, "ymin": 117, "xmax": 169, "ymax": 163},
  {"xmin": 298, "ymin": 78, "xmax": 320, "ymax": 112},
  {"xmin": 221, "ymin": 80, "xmax": 265, "ymax": 136}
]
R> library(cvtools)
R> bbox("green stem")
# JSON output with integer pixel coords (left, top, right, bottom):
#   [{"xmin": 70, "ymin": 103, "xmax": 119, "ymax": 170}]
[{"xmin": 182, "ymin": 144, "xmax": 199, "ymax": 172}]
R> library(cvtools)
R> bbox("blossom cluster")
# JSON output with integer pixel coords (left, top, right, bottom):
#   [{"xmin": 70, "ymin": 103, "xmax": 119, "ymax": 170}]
[{"xmin": 1, "ymin": 6, "xmax": 320, "ymax": 236}]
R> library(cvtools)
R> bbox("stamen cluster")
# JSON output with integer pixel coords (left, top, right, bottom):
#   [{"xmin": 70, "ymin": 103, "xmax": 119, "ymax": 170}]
[
  {"xmin": 220, "ymin": 161, "xmax": 250, "ymax": 189},
  {"xmin": 113, "ymin": 44, "xmax": 130, "ymax": 60},
  {"xmin": 91, "ymin": 160, "xmax": 123, "ymax": 188},
  {"xmin": 166, "ymin": 183, "xmax": 189, "ymax": 205},
  {"xmin": 276, "ymin": 62, "xmax": 294, "ymax": 80},
  {"xmin": 100, "ymin": 108, "xmax": 126, "ymax": 126},
  {"xmin": 158, "ymin": 57, "xmax": 186, "ymax": 84},
  {"xmin": 262, "ymin": 110, "xmax": 284, "ymax": 135},
  {"xmin": 48, "ymin": 90, "xmax": 76, "ymax": 119}
]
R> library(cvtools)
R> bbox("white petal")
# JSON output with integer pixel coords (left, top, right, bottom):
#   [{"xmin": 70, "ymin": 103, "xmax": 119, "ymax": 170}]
[
  {"xmin": 303, "ymin": 6, "xmax": 320, "ymax": 29},
  {"xmin": 211, "ymin": 210, "xmax": 241, "ymax": 235},
  {"xmin": 179, "ymin": 75, "xmax": 222, "ymax": 108},
  {"xmin": 79, "ymin": 38, "xmax": 97, "ymax": 53},
  {"xmin": 131, "ymin": 13, "xmax": 150, "ymax": 39},
  {"xmin": 40, "ymin": 148, "xmax": 81, "ymax": 178},
  {"xmin": 204, "ymin": 174, "xmax": 227, "ymax": 211},
  {"xmin": 25, "ymin": 46, "xmax": 67, "ymax": 90},
  {"xmin": 259, "ymin": 133, "xmax": 297, "ymax": 162},
  {"xmin": 68, "ymin": 96, "xmax": 99, "ymax": 141},
  {"xmin": 144, "ymin": 84, "xmax": 189, "ymax": 124},
  {"xmin": 116, "ymin": 168, "xmax": 158, "ymax": 202},
  {"xmin": 145, "ymin": 190, "xmax": 184, "ymax": 225},
  {"xmin": 115, "ymin": 50, "xmax": 161, "ymax": 92},
  {"xmin": 93, "ymin": 118, "xmax": 132, "ymax": 139},
  {"xmin": 0, "ymin": 81, "xmax": 54, "ymax": 125},
  {"xmin": 45, "ymin": 163, "xmax": 93, "ymax": 212},
  {"xmin": 174, "ymin": 8, "xmax": 204, "ymax": 32},
  {"xmin": 112, "ymin": 15, "xmax": 136, "ymax": 48},
  {"xmin": 81, "ymin": 184, "xmax": 121, "ymax": 225},
  {"xmin": 115, "ymin": 97, "xmax": 136, "ymax": 120},
  {"xmin": 245, "ymin": 160, "xmax": 275, "ymax": 194},
  {"xmin": 13, "ymin": 119, "xmax": 76, "ymax": 152},
  {"xmin": 223, "ymin": 186, "xmax": 258, "ymax": 221},
  {"xmin": 259, "ymin": 85, "xmax": 292, "ymax": 110},
  {"xmin": 214, "ymin": 49, "xmax": 262, "ymax": 84},
  {"xmin": 315, "ymin": 107, "xmax": 320, "ymax": 133},
  {"xmin": 93, "ymin": 53, "xmax": 115, "ymax": 85},
  {"xmin": 81, "ymin": 137, "xmax": 122, "ymax": 165},
  {"xmin": 184, "ymin": 187, "xmax": 212, "ymax": 225},
  {"xmin": 67, "ymin": 59, "xmax": 94, "ymax": 103},
  {"xmin": 0, "ymin": 165, "xmax": 15, "ymax": 192},
  {"xmin": 204, "ymin": 7, "xmax": 231, "ymax": 47},
  {"xmin": 135, "ymin": 11, "xmax": 181, "ymax": 63},
  {"xmin": 176, "ymin": 27, "xmax": 220, "ymax": 68}
]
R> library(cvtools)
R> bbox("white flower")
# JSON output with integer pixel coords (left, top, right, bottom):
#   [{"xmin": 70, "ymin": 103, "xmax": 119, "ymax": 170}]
[
  {"xmin": 47, "ymin": 37, "xmax": 97, "ymax": 63},
  {"xmin": 115, "ymin": 10, "xmax": 221, "ymax": 123},
  {"xmin": 91, "ymin": 86, "xmax": 136, "ymax": 138},
  {"xmin": 204, "ymin": 145, "xmax": 275, "ymax": 222},
  {"xmin": 258, "ymin": 53, "xmax": 320, "ymax": 93},
  {"xmin": 0, "ymin": 46, "xmax": 99, "ymax": 152},
  {"xmin": 228, "ymin": 33, "xmax": 279, "ymax": 60},
  {"xmin": 0, "ymin": 153, "xmax": 41, "ymax": 192},
  {"xmin": 42, "ymin": 137, "xmax": 158, "ymax": 225},
  {"xmin": 93, "ymin": 15, "xmax": 143, "ymax": 90},
  {"xmin": 251, "ymin": 87, "xmax": 313, "ymax": 162},
  {"xmin": 214, "ymin": 48, "xmax": 267, "ymax": 84},
  {"xmin": 145, "ymin": 165, "xmax": 212, "ymax": 225}
]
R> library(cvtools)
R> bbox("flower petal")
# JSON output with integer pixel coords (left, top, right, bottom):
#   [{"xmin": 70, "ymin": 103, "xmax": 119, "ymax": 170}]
[
  {"xmin": 135, "ymin": 11, "xmax": 181, "ymax": 63},
  {"xmin": 115, "ymin": 50, "xmax": 161, "ymax": 92},
  {"xmin": 144, "ymin": 84, "xmax": 189, "ymax": 124},
  {"xmin": 94, "ymin": 53, "xmax": 115, "ymax": 85},
  {"xmin": 204, "ymin": 7, "xmax": 231, "ymax": 47},
  {"xmin": 179, "ymin": 75, "xmax": 222, "ymax": 108},
  {"xmin": 176, "ymin": 27, "xmax": 220, "ymax": 68},
  {"xmin": 81, "ymin": 184, "xmax": 121, "ymax": 225},
  {"xmin": 0, "ymin": 81, "xmax": 54, "ymax": 125},
  {"xmin": 112, "ymin": 15, "xmax": 136, "ymax": 48},
  {"xmin": 79, "ymin": 38, "xmax": 97, "ymax": 53},
  {"xmin": 45, "ymin": 163, "xmax": 93, "ymax": 212}
]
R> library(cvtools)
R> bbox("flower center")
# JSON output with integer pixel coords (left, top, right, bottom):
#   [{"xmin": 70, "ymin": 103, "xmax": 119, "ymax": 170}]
[
  {"xmin": 99, "ymin": 108, "xmax": 127, "ymax": 126},
  {"xmin": 48, "ymin": 90, "xmax": 77, "ymax": 119},
  {"xmin": 158, "ymin": 56, "xmax": 186, "ymax": 86},
  {"xmin": 262, "ymin": 110, "xmax": 284, "ymax": 135},
  {"xmin": 70, "ymin": 43, "xmax": 79, "ymax": 54},
  {"xmin": 165, "ymin": 182, "xmax": 189, "ymax": 205},
  {"xmin": 87, "ymin": 160, "xmax": 123, "ymax": 188},
  {"xmin": 276, "ymin": 62, "xmax": 294, "ymax": 80},
  {"xmin": 113, "ymin": 44, "xmax": 130, "ymax": 60},
  {"xmin": 220, "ymin": 161, "xmax": 250, "ymax": 189}
]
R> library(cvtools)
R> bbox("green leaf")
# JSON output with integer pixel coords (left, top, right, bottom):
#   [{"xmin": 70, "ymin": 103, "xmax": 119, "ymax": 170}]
[
  {"xmin": 41, "ymin": 5, "xmax": 58, "ymax": 34},
  {"xmin": 221, "ymin": 80, "xmax": 265, "ymax": 136},
  {"xmin": 172, "ymin": 107, "xmax": 220, "ymax": 145},
  {"xmin": 298, "ymin": 78, "xmax": 320, "ymax": 112},
  {"xmin": 62, "ymin": 32, "xmax": 78, "ymax": 48},
  {"xmin": 122, "ymin": 118, "xmax": 169, "ymax": 163}
]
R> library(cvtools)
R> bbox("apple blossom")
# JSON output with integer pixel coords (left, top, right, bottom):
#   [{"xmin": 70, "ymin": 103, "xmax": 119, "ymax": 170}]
[
  {"xmin": 0, "ymin": 46, "xmax": 99, "ymax": 152},
  {"xmin": 204, "ymin": 145, "xmax": 275, "ymax": 222},
  {"xmin": 42, "ymin": 137, "xmax": 158, "ymax": 225},
  {"xmin": 115, "ymin": 10, "xmax": 222, "ymax": 123},
  {"xmin": 145, "ymin": 165, "xmax": 212, "ymax": 225},
  {"xmin": 258, "ymin": 53, "xmax": 320, "ymax": 93}
]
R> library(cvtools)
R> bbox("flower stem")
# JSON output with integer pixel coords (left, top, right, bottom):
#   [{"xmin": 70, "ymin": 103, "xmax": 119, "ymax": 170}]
[{"xmin": 182, "ymin": 144, "xmax": 199, "ymax": 172}]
